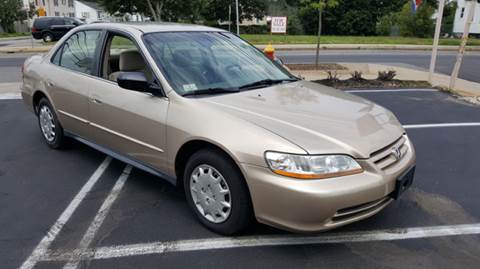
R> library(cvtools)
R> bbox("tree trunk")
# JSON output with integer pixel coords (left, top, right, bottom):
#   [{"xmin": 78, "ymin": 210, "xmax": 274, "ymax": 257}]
[
  {"xmin": 146, "ymin": 0, "xmax": 158, "ymax": 21},
  {"xmin": 155, "ymin": 2, "xmax": 163, "ymax": 22},
  {"xmin": 315, "ymin": 8, "xmax": 322, "ymax": 69}
]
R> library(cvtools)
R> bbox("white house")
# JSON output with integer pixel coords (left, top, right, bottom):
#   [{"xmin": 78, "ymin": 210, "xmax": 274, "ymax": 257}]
[
  {"xmin": 74, "ymin": 1, "xmax": 103, "ymax": 23},
  {"xmin": 32, "ymin": 0, "xmax": 75, "ymax": 17},
  {"xmin": 453, "ymin": 0, "xmax": 480, "ymax": 34},
  {"xmin": 74, "ymin": 1, "xmax": 107, "ymax": 23}
]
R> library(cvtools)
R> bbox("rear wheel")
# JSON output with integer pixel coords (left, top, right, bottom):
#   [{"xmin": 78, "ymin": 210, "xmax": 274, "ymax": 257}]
[
  {"xmin": 37, "ymin": 98, "xmax": 64, "ymax": 149},
  {"xmin": 184, "ymin": 149, "xmax": 253, "ymax": 235},
  {"xmin": 42, "ymin": 32, "xmax": 53, "ymax": 42}
]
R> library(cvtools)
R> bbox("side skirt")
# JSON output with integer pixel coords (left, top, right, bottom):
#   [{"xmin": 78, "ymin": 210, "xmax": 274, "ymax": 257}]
[{"xmin": 65, "ymin": 131, "xmax": 177, "ymax": 186}]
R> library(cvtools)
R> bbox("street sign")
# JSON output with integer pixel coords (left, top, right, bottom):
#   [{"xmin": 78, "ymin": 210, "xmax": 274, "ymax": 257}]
[{"xmin": 271, "ymin": 16, "xmax": 287, "ymax": 34}]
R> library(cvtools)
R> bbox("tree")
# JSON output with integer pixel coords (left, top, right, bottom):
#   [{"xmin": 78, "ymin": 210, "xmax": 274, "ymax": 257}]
[
  {"xmin": 97, "ymin": 0, "xmax": 143, "ymax": 18},
  {"xmin": 297, "ymin": 0, "xmax": 409, "ymax": 36},
  {"xmin": 301, "ymin": 0, "xmax": 339, "ymax": 69},
  {"xmin": 0, "ymin": 0, "xmax": 23, "ymax": 33},
  {"xmin": 441, "ymin": 0, "xmax": 457, "ymax": 36},
  {"xmin": 201, "ymin": 0, "xmax": 267, "ymax": 26},
  {"xmin": 397, "ymin": 1, "xmax": 435, "ymax": 37},
  {"xmin": 96, "ymin": 0, "xmax": 186, "ymax": 21}
]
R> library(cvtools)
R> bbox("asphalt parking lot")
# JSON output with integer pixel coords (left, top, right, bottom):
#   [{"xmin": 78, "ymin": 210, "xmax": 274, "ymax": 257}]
[{"xmin": 1, "ymin": 88, "xmax": 480, "ymax": 269}]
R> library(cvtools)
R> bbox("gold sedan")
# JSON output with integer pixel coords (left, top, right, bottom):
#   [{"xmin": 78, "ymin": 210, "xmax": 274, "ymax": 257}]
[{"xmin": 21, "ymin": 23, "xmax": 416, "ymax": 235}]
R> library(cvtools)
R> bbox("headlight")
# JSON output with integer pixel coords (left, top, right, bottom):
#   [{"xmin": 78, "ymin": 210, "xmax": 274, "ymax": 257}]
[{"xmin": 265, "ymin": 152, "xmax": 363, "ymax": 179}]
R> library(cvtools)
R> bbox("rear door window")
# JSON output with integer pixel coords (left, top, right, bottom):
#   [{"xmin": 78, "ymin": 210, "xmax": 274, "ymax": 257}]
[
  {"xmin": 34, "ymin": 19, "xmax": 49, "ymax": 29},
  {"xmin": 56, "ymin": 30, "xmax": 103, "ymax": 75},
  {"xmin": 52, "ymin": 18, "xmax": 65, "ymax": 26}
]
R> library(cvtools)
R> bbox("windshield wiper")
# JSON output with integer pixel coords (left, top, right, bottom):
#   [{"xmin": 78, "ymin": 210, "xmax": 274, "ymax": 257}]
[
  {"xmin": 238, "ymin": 78, "xmax": 298, "ymax": 90},
  {"xmin": 182, "ymin": 87, "xmax": 240, "ymax": 97}
]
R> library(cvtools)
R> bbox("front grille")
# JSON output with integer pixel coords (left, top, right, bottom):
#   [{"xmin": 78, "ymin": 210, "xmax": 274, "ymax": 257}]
[
  {"xmin": 332, "ymin": 196, "xmax": 392, "ymax": 223},
  {"xmin": 370, "ymin": 135, "xmax": 408, "ymax": 170}
]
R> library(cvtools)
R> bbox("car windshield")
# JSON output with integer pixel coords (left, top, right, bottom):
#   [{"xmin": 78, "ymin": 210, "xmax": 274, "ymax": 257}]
[{"xmin": 143, "ymin": 31, "xmax": 294, "ymax": 95}]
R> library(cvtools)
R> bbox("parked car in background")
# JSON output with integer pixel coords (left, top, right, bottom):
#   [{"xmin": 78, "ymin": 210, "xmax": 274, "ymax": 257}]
[
  {"xmin": 31, "ymin": 17, "xmax": 84, "ymax": 42},
  {"xmin": 21, "ymin": 23, "xmax": 416, "ymax": 235}
]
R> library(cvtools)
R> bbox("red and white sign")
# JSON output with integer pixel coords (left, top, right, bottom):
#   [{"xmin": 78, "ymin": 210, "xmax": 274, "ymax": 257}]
[{"xmin": 271, "ymin": 16, "xmax": 287, "ymax": 34}]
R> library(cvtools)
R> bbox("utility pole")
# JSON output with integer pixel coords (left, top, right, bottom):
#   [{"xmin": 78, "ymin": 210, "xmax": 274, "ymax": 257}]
[
  {"xmin": 428, "ymin": 0, "xmax": 445, "ymax": 84},
  {"xmin": 235, "ymin": 0, "xmax": 240, "ymax": 35},
  {"xmin": 450, "ymin": 0, "xmax": 476, "ymax": 90},
  {"xmin": 315, "ymin": 7, "xmax": 322, "ymax": 69}
]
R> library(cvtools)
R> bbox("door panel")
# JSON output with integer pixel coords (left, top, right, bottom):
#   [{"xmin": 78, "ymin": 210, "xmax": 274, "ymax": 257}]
[
  {"xmin": 47, "ymin": 30, "xmax": 103, "ymax": 139},
  {"xmin": 89, "ymin": 81, "xmax": 169, "ymax": 172},
  {"xmin": 47, "ymin": 65, "xmax": 91, "ymax": 138}
]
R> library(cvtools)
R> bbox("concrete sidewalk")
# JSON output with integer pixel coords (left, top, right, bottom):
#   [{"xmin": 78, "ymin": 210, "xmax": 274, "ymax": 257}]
[
  {"xmin": 0, "ymin": 82, "xmax": 21, "ymax": 93},
  {"xmin": 291, "ymin": 63, "xmax": 480, "ymax": 98},
  {"xmin": 3, "ymin": 43, "xmax": 480, "ymax": 54}
]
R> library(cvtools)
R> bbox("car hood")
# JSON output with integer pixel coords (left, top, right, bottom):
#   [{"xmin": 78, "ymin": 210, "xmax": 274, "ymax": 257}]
[{"xmin": 204, "ymin": 81, "xmax": 404, "ymax": 158}]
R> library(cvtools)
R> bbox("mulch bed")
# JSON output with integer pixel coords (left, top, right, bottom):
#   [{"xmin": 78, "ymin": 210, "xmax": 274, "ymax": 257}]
[{"xmin": 313, "ymin": 78, "xmax": 432, "ymax": 89}]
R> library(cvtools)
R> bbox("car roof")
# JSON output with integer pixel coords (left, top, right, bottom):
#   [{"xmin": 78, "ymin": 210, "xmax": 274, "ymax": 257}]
[
  {"xmin": 35, "ymin": 16, "xmax": 70, "ymax": 20},
  {"xmin": 78, "ymin": 22, "xmax": 226, "ymax": 34}
]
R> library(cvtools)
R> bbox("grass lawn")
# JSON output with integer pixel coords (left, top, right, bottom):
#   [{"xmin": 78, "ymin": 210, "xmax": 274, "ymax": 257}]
[
  {"xmin": 0, "ymin": 32, "xmax": 30, "ymax": 39},
  {"xmin": 242, "ymin": 34, "xmax": 480, "ymax": 46}
]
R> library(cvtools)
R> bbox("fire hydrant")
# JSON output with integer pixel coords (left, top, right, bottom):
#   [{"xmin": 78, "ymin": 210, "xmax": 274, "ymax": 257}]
[{"xmin": 263, "ymin": 43, "xmax": 275, "ymax": 60}]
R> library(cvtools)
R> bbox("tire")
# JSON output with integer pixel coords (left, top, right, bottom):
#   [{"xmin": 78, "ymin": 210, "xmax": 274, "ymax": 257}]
[
  {"xmin": 37, "ymin": 98, "xmax": 65, "ymax": 149},
  {"xmin": 42, "ymin": 32, "xmax": 53, "ymax": 43},
  {"xmin": 184, "ymin": 149, "xmax": 253, "ymax": 235}
]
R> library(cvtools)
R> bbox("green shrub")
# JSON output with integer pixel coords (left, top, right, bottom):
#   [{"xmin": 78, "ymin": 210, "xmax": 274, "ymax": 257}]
[
  {"xmin": 376, "ymin": 13, "xmax": 400, "ymax": 36},
  {"xmin": 287, "ymin": 15, "xmax": 304, "ymax": 35},
  {"xmin": 377, "ymin": 70, "xmax": 397, "ymax": 81},
  {"xmin": 398, "ymin": 2, "xmax": 435, "ymax": 38},
  {"xmin": 350, "ymin": 71, "xmax": 364, "ymax": 81}
]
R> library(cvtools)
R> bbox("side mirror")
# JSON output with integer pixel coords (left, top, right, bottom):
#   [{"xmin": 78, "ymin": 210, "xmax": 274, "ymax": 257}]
[
  {"xmin": 274, "ymin": 57, "xmax": 284, "ymax": 66},
  {"xmin": 117, "ymin": 72, "xmax": 151, "ymax": 93}
]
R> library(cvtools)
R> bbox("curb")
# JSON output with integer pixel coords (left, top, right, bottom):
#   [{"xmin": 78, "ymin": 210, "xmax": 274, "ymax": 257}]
[
  {"xmin": 0, "ymin": 46, "xmax": 53, "ymax": 54},
  {"xmin": 254, "ymin": 44, "xmax": 480, "ymax": 52}
]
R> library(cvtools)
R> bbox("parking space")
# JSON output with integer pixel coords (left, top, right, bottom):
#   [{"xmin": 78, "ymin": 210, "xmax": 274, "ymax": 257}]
[{"xmin": 2, "ymin": 89, "xmax": 480, "ymax": 269}]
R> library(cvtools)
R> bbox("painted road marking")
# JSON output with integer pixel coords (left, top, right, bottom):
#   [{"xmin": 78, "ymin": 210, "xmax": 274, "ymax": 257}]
[
  {"xmin": 346, "ymin": 89, "xmax": 438, "ymax": 93},
  {"xmin": 19, "ymin": 157, "xmax": 113, "ymax": 269},
  {"xmin": 0, "ymin": 93, "xmax": 21, "ymax": 100},
  {"xmin": 42, "ymin": 223, "xmax": 480, "ymax": 262},
  {"xmin": 63, "ymin": 165, "xmax": 132, "ymax": 269},
  {"xmin": 404, "ymin": 122, "xmax": 480, "ymax": 129}
]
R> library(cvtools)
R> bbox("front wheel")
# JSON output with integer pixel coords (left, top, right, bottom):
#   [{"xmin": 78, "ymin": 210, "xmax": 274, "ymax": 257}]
[
  {"xmin": 184, "ymin": 149, "xmax": 253, "ymax": 235},
  {"xmin": 37, "ymin": 98, "xmax": 65, "ymax": 149}
]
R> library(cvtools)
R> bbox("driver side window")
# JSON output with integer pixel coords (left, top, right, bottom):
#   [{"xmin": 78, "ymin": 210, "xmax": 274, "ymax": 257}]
[{"xmin": 102, "ymin": 34, "xmax": 153, "ymax": 83}]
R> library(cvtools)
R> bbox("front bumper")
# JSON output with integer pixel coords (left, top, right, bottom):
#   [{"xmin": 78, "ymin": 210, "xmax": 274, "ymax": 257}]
[{"xmin": 241, "ymin": 136, "xmax": 416, "ymax": 233}]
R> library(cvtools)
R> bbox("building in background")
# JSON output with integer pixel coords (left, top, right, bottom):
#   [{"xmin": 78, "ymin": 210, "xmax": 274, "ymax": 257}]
[
  {"xmin": 32, "ymin": 0, "xmax": 75, "ymax": 17},
  {"xmin": 28, "ymin": 0, "xmax": 136, "ymax": 23},
  {"xmin": 74, "ymin": 1, "xmax": 117, "ymax": 23},
  {"xmin": 453, "ymin": 0, "xmax": 480, "ymax": 35}
]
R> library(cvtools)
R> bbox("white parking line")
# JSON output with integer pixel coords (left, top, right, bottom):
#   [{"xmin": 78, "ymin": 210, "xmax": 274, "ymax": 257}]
[
  {"xmin": 404, "ymin": 122, "xmax": 480, "ymax": 129},
  {"xmin": 346, "ymin": 89, "xmax": 438, "ymax": 93},
  {"xmin": 0, "ymin": 93, "xmax": 21, "ymax": 100},
  {"xmin": 42, "ymin": 223, "xmax": 480, "ymax": 262},
  {"xmin": 63, "ymin": 165, "xmax": 132, "ymax": 269},
  {"xmin": 19, "ymin": 157, "xmax": 112, "ymax": 269}
]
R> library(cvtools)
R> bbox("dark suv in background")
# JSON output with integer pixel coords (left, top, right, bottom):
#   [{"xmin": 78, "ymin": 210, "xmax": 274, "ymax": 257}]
[{"xmin": 31, "ymin": 17, "xmax": 83, "ymax": 42}]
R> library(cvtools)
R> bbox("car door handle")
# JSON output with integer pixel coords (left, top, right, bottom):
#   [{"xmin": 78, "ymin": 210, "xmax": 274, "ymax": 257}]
[
  {"xmin": 46, "ymin": 81, "xmax": 55, "ymax": 87},
  {"xmin": 90, "ymin": 97, "xmax": 103, "ymax": 104}
]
